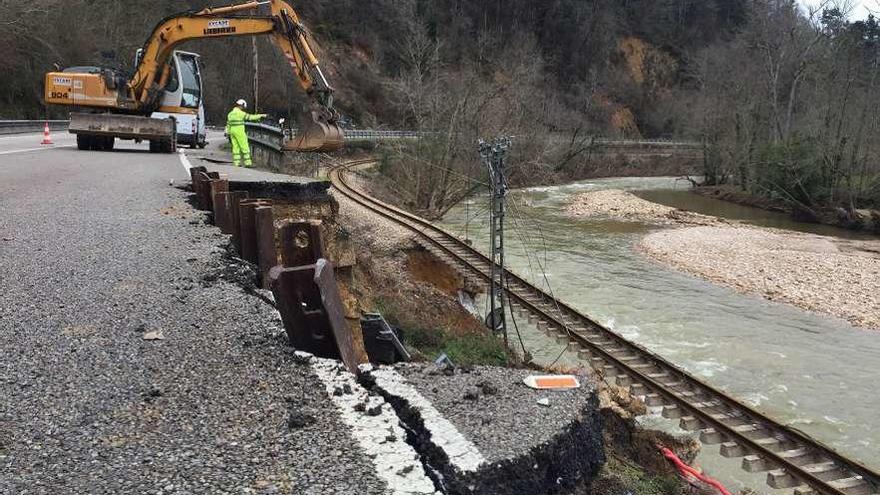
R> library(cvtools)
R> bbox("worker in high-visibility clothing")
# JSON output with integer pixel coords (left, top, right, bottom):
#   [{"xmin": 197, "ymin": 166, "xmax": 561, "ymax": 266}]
[{"xmin": 225, "ymin": 99, "xmax": 267, "ymax": 167}]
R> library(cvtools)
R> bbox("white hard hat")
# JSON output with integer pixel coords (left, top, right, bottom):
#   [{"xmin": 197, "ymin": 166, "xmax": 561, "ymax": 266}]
[{"xmin": 236, "ymin": 99, "xmax": 247, "ymax": 108}]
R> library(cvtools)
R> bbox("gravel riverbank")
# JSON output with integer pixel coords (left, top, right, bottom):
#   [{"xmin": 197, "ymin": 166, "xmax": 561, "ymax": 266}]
[
  {"xmin": 639, "ymin": 225, "xmax": 880, "ymax": 330},
  {"xmin": 565, "ymin": 189, "xmax": 880, "ymax": 330},
  {"xmin": 565, "ymin": 189, "xmax": 717, "ymax": 225}
]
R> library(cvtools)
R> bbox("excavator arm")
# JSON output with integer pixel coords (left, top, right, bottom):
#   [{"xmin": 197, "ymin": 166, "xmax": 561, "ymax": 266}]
[
  {"xmin": 131, "ymin": 0, "xmax": 342, "ymax": 151},
  {"xmin": 50, "ymin": 0, "xmax": 342, "ymax": 152}
]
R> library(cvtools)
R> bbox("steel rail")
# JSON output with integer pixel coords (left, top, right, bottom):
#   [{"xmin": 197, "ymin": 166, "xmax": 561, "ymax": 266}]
[{"xmin": 329, "ymin": 160, "xmax": 879, "ymax": 495}]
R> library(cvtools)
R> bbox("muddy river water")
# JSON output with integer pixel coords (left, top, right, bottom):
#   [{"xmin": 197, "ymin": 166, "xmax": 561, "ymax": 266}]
[{"xmin": 440, "ymin": 177, "xmax": 879, "ymax": 491}]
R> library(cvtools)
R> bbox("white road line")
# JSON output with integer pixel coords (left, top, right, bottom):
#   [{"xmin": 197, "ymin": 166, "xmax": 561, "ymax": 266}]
[
  {"xmin": 370, "ymin": 366, "xmax": 486, "ymax": 473},
  {"xmin": 311, "ymin": 358, "xmax": 439, "ymax": 495},
  {"xmin": 178, "ymin": 149, "xmax": 192, "ymax": 173},
  {"xmin": 0, "ymin": 146, "xmax": 70, "ymax": 156}
]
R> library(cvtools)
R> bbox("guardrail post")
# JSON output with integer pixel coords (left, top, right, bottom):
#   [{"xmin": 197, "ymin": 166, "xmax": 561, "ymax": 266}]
[
  {"xmin": 280, "ymin": 221, "xmax": 324, "ymax": 268},
  {"xmin": 255, "ymin": 205, "xmax": 276, "ymax": 289},
  {"xmin": 189, "ymin": 166, "xmax": 208, "ymax": 209},
  {"xmin": 209, "ymin": 177, "xmax": 229, "ymax": 219},
  {"xmin": 269, "ymin": 259, "xmax": 361, "ymax": 373},
  {"xmin": 227, "ymin": 191, "xmax": 250, "ymax": 248},
  {"xmin": 198, "ymin": 171, "xmax": 220, "ymax": 211},
  {"xmin": 239, "ymin": 199, "xmax": 272, "ymax": 264}
]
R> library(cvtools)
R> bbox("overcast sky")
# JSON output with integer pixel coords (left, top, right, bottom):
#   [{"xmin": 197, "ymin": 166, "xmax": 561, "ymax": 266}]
[{"xmin": 801, "ymin": 0, "xmax": 876, "ymax": 19}]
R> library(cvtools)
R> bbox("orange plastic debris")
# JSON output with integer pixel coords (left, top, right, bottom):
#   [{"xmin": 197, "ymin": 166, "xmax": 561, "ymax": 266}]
[{"xmin": 523, "ymin": 375, "xmax": 581, "ymax": 390}]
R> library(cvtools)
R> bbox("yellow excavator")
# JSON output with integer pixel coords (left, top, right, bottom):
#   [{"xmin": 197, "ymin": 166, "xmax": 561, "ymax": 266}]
[{"xmin": 44, "ymin": 0, "xmax": 343, "ymax": 153}]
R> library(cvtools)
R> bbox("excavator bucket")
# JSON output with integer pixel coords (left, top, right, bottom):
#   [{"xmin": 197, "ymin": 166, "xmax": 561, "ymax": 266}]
[{"xmin": 282, "ymin": 110, "xmax": 344, "ymax": 153}]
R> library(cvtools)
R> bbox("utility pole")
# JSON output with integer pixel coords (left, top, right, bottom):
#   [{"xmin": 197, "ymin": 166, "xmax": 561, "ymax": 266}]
[
  {"xmin": 252, "ymin": 36, "xmax": 259, "ymax": 110},
  {"xmin": 480, "ymin": 137, "xmax": 512, "ymax": 349}
]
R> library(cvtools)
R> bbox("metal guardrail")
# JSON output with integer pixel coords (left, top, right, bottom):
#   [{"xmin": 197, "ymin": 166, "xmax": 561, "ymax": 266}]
[
  {"xmin": 244, "ymin": 122, "xmax": 285, "ymax": 152},
  {"xmin": 343, "ymin": 129, "xmax": 421, "ymax": 140},
  {"xmin": 592, "ymin": 138, "xmax": 700, "ymax": 149},
  {"xmin": 243, "ymin": 122, "xmax": 701, "ymax": 150},
  {"xmin": 0, "ymin": 119, "xmax": 698, "ymax": 148},
  {"xmin": 0, "ymin": 120, "xmax": 70, "ymax": 135},
  {"xmin": 244, "ymin": 124, "xmax": 423, "ymax": 153}
]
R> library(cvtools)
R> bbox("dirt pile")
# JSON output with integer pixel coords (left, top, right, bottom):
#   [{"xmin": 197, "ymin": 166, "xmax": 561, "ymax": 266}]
[{"xmin": 639, "ymin": 225, "xmax": 880, "ymax": 330}]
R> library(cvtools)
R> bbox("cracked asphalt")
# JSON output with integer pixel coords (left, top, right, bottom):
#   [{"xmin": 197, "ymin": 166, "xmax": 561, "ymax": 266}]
[{"xmin": 0, "ymin": 138, "xmax": 388, "ymax": 494}]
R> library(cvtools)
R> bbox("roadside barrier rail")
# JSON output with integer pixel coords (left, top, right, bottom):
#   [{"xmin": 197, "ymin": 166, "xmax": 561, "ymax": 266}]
[
  {"xmin": 244, "ymin": 123, "xmax": 700, "ymax": 149},
  {"xmin": 0, "ymin": 120, "xmax": 70, "ymax": 135}
]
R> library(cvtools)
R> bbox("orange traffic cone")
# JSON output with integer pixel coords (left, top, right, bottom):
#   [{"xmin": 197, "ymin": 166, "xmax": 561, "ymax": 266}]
[{"xmin": 41, "ymin": 122, "xmax": 53, "ymax": 145}]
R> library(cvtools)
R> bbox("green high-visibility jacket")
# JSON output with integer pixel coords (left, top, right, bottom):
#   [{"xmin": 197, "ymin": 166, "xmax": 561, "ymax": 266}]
[{"xmin": 225, "ymin": 107, "xmax": 266, "ymax": 134}]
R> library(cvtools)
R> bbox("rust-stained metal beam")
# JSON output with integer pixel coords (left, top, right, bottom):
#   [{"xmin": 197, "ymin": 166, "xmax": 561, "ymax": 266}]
[
  {"xmin": 197, "ymin": 171, "xmax": 220, "ymax": 211},
  {"xmin": 254, "ymin": 205, "xmax": 276, "ymax": 289},
  {"xmin": 269, "ymin": 259, "xmax": 361, "ymax": 373},
  {"xmin": 189, "ymin": 166, "xmax": 207, "ymax": 206},
  {"xmin": 238, "ymin": 199, "xmax": 272, "ymax": 264},
  {"xmin": 213, "ymin": 191, "xmax": 232, "ymax": 233},
  {"xmin": 209, "ymin": 178, "xmax": 229, "ymax": 221},
  {"xmin": 213, "ymin": 189, "xmax": 249, "ymax": 236},
  {"xmin": 227, "ymin": 191, "xmax": 250, "ymax": 249},
  {"xmin": 280, "ymin": 221, "xmax": 324, "ymax": 268}
]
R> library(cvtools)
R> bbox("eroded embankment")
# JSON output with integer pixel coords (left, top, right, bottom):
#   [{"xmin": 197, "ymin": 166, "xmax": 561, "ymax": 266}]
[{"xmin": 566, "ymin": 189, "xmax": 880, "ymax": 330}]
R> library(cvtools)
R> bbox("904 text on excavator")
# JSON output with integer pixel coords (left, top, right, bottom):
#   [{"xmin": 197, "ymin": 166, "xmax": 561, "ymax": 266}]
[{"xmin": 43, "ymin": 0, "xmax": 344, "ymax": 153}]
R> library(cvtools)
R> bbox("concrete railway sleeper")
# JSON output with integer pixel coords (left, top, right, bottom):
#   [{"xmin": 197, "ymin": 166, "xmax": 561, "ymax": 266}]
[{"xmin": 329, "ymin": 160, "xmax": 880, "ymax": 495}]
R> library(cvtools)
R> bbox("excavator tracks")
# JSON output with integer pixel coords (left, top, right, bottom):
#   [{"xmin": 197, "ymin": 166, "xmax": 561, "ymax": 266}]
[{"xmin": 329, "ymin": 160, "xmax": 880, "ymax": 495}]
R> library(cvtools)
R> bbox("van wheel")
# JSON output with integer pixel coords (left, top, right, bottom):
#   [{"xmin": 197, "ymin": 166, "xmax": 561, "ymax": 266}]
[{"xmin": 76, "ymin": 135, "xmax": 90, "ymax": 150}]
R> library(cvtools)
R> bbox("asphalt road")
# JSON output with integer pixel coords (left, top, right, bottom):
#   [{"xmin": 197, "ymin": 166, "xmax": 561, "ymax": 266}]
[{"xmin": 0, "ymin": 133, "xmax": 389, "ymax": 494}]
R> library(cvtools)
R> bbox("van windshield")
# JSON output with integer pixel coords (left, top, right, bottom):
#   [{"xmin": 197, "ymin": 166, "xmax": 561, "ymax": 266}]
[{"xmin": 178, "ymin": 54, "xmax": 201, "ymax": 109}]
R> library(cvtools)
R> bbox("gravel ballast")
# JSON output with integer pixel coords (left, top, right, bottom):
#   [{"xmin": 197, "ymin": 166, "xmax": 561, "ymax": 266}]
[{"xmin": 0, "ymin": 148, "xmax": 389, "ymax": 494}]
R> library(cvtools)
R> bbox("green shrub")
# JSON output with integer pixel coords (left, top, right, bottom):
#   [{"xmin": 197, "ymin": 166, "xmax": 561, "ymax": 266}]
[
  {"xmin": 373, "ymin": 296, "xmax": 508, "ymax": 366},
  {"xmin": 752, "ymin": 138, "xmax": 828, "ymax": 207},
  {"xmin": 593, "ymin": 456, "xmax": 685, "ymax": 495},
  {"xmin": 404, "ymin": 326, "xmax": 508, "ymax": 367}
]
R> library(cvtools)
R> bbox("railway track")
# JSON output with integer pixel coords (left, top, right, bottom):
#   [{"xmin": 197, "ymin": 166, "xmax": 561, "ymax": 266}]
[{"xmin": 330, "ymin": 160, "xmax": 879, "ymax": 495}]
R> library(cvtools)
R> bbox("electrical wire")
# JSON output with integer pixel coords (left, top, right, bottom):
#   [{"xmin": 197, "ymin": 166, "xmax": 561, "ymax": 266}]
[
  {"xmin": 505, "ymin": 276, "xmax": 529, "ymax": 358},
  {"xmin": 455, "ymin": 201, "xmax": 491, "ymax": 240},
  {"xmin": 503, "ymin": 193, "xmax": 578, "ymax": 368},
  {"xmin": 395, "ymin": 150, "xmax": 492, "ymax": 188},
  {"xmin": 334, "ymin": 156, "xmax": 569, "ymax": 366}
]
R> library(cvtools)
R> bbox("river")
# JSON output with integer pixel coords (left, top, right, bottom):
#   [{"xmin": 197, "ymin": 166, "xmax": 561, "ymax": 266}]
[{"xmin": 439, "ymin": 177, "xmax": 879, "ymax": 492}]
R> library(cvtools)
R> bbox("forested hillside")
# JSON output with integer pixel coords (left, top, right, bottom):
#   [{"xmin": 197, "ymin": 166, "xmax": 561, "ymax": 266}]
[
  {"xmin": 1, "ymin": 0, "xmax": 877, "ymax": 220},
  {"xmin": 0, "ymin": 0, "xmax": 745, "ymax": 134}
]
